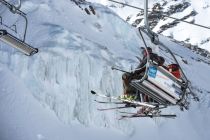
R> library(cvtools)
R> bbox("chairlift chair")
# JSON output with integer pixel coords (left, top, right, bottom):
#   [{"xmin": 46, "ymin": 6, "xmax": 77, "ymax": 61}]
[
  {"xmin": 0, "ymin": 29, "xmax": 38, "ymax": 55},
  {"xmin": 130, "ymin": 54, "xmax": 189, "ymax": 110},
  {"xmin": 128, "ymin": 0, "xmax": 194, "ymax": 111},
  {"xmin": 0, "ymin": 0, "xmax": 38, "ymax": 56},
  {"xmin": 92, "ymin": 0, "xmax": 199, "ymax": 119}
]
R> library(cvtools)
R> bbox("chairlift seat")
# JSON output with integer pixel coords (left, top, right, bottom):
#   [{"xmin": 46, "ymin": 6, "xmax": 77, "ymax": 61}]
[
  {"xmin": 0, "ymin": 30, "xmax": 38, "ymax": 56},
  {"xmin": 132, "ymin": 63, "xmax": 185, "ymax": 105}
]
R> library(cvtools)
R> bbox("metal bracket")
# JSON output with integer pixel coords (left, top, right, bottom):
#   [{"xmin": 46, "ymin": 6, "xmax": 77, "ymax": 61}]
[{"xmin": 144, "ymin": 0, "xmax": 159, "ymax": 45}]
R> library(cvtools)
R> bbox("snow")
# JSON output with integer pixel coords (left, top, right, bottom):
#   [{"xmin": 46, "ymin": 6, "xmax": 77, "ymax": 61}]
[
  {"xmin": 0, "ymin": 64, "xmax": 126, "ymax": 140},
  {"xmin": 156, "ymin": 0, "xmax": 210, "ymax": 52},
  {"xmin": 0, "ymin": 0, "xmax": 210, "ymax": 140}
]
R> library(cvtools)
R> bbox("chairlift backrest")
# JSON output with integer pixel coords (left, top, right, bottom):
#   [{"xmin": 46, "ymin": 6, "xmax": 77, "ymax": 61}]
[
  {"xmin": 131, "ymin": 60, "xmax": 185, "ymax": 105},
  {"xmin": 144, "ymin": 0, "xmax": 159, "ymax": 45},
  {"xmin": 148, "ymin": 63, "xmax": 182, "ymax": 92}
]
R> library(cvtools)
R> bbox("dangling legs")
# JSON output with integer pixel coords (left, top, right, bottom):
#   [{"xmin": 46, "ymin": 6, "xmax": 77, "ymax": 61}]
[{"xmin": 121, "ymin": 73, "xmax": 137, "ymax": 100}]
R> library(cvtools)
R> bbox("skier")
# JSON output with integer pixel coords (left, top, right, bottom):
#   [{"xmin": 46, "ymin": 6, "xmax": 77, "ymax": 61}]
[
  {"xmin": 168, "ymin": 64, "xmax": 181, "ymax": 79},
  {"xmin": 120, "ymin": 47, "xmax": 164, "ymax": 100}
]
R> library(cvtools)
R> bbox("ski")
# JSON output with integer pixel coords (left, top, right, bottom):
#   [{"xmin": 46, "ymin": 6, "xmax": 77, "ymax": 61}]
[
  {"xmin": 119, "ymin": 114, "xmax": 176, "ymax": 120},
  {"xmin": 91, "ymin": 90, "xmax": 155, "ymax": 108},
  {"xmin": 97, "ymin": 105, "xmax": 138, "ymax": 111},
  {"xmin": 94, "ymin": 99, "xmax": 125, "ymax": 104},
  {"xmin": 118, "ymin": 111, "xmax": 138, "ymax": 115},
  {"xmin": 118, "ymin": 109, "xmax": 161, "ymax": 115}
]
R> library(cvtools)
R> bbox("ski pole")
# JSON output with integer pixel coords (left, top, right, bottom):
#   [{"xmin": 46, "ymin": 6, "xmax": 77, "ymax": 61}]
[{"xmin": 111, "ymin": 66, "xmax": 130, "ymax": 73}]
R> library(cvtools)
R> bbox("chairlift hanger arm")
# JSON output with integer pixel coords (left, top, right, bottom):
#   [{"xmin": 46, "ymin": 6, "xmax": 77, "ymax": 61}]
[
  {"xmin": 159, "ymin": 41, "xmax": 188, "ymax": 85},
  {"xmin": 133, "ymin": 27, "xmax": 150, "ymax": 83},
  {"xmin": 16, "ymin": 0, "xmax": 22, "ymax": 10},
  {"xmin": 144, "ymin": 0, "xmax": 159, "ymax": 45},
  {"xmin": 0, "ymin": 0, "xmax": 25, "ymax": 16}
]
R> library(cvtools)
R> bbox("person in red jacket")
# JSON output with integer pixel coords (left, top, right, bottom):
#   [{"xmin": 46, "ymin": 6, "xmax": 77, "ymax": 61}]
[{"xmin": 168, "ymin": 64, "xmax": 181, "ymax": 79}]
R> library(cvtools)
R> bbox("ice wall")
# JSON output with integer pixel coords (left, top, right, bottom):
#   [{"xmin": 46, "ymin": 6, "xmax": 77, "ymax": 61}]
[{"xmin": 0, "ymin": 0, "xmax": 144, "ymax": 135}]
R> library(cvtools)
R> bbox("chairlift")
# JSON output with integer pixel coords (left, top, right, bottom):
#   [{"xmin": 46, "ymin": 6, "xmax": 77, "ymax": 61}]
[
  {"xmin": 88, "ymin": 0, "xmax": 200, "ymax": 119},
  {"xmin": 92, "ymin": 0, "xmax": 199, "ymax": 119},
  {"xmin": 129, "ymin": 0, "xmax": 198, "ymax": 112},
  {"xmin": 0, "ymin": 0, "xmax": 38, "ymax": 56},
  {"xmin": 130, "ymin": 50, "xmax": 189, "ymax": 109}
]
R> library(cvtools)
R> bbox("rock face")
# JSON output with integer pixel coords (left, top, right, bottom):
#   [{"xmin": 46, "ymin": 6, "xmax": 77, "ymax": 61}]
[
  {"xmin": 71, "ymin": 0, "xmax": 96, "ymax": 15},
  {"xmin": 72, "ymin": 0, "xmax": 210, "ymax": 60},
  {"xmin": 129, "ymin": 1, "xmax": 197, "ymax": 33},
  {"xmin": 123, "ymin": 0, "xmax": 210, "ymax": 59}
]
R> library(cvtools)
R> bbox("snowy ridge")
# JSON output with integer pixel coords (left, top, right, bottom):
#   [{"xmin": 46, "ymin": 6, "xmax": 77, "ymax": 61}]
[{"xmin": 91, "ymin": 0, "xmax": 210, "ymax": 52}]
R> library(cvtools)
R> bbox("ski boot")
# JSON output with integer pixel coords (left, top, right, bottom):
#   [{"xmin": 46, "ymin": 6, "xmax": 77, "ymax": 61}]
[{"xmin": 119, "ymin": 94, "xmax": 137, "ymax": 101}]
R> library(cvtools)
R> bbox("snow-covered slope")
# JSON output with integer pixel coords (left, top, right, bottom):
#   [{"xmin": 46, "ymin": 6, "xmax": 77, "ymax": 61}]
[{"xmin": 0, "ymin": 0, "xmax": 210, "ymax": 140}]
